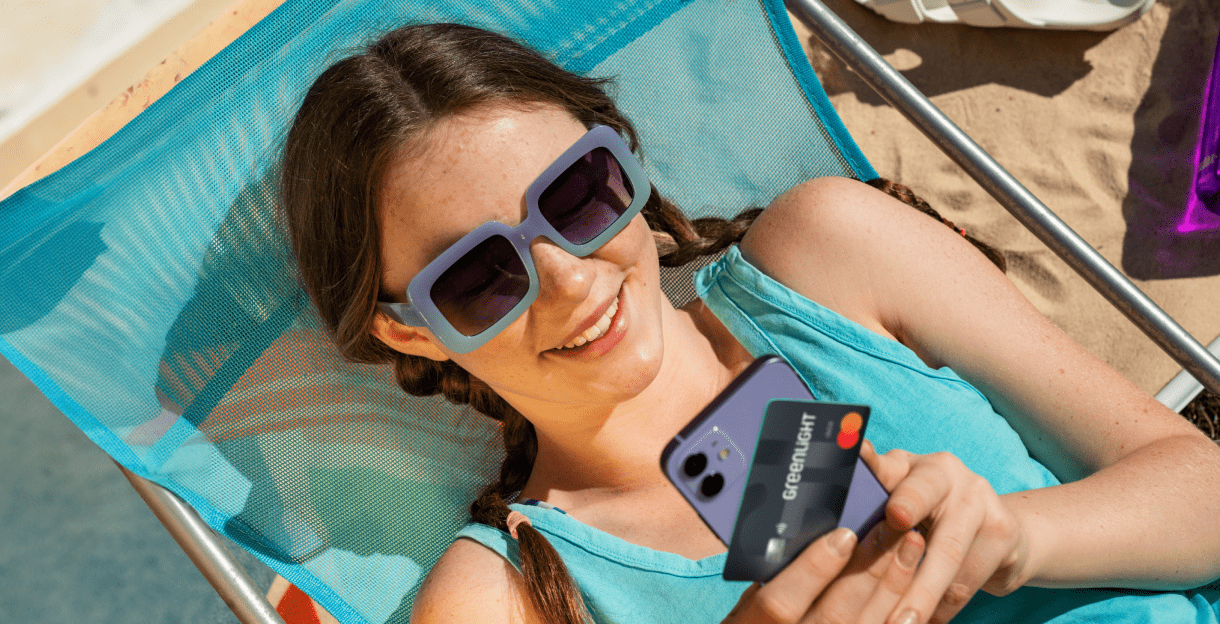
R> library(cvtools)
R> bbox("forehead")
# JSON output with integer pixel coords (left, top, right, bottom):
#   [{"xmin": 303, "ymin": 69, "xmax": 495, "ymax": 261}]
[{"xmin": 378, "ymin": 104, "xmax": 588, "ymax": 275}]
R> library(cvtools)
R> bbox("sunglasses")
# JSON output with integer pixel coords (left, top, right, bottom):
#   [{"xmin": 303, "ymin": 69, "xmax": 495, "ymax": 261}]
[{"xmin": 378, "ymin": 124, "xmax": 651, "ymax": 354}]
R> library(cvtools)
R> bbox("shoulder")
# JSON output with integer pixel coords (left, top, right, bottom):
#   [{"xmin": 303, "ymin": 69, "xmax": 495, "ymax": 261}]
[
  {"xmin": 737, "ymin": 177, "xmax": 871, "ymax": 297},
  {"xmin": 744, "ymin": 175, "xmax": 886, "ymax": 236},
  {"xmin": 411, "ymin": 537, "xmax": 542, "ymax": 624},
  {"xmin": 740, "ymin": 176, "xmax": 975, "ymax": 276},
  {"xmin": 739, "ymin": 176, "xmax": 982, "ymax": 341}
]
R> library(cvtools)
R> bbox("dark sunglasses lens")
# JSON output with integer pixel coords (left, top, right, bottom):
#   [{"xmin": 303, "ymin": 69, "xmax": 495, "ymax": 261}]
[
  {"xmin": 430, "ymin": 235, "xmax": 529, "ymax": 337},
  {"xmin": 538, "ymin": 147, "xmax": 635, "ymax": 245}
]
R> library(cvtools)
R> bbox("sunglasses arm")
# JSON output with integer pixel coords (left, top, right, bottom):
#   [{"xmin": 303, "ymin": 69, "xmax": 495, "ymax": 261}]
[{"xmin": 377, "ymin": 301, "xmax": 428, "ymax": 328}]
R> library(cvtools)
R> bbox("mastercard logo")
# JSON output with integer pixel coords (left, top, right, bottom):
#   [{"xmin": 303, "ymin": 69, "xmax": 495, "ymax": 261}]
[{"xmin": 837, "ymin": 412, "xmax": 863, "ymax": 449}]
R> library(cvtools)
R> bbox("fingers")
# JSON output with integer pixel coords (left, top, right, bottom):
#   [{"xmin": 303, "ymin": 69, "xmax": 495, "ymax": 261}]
[
  {"xmin": 811, "ymin": 522, "xmax": 925, "ymax": 624},
  {"xmin": 925, "ymin": 501, "xmax": 1026, "ymax": 623},
  {"xmin": 879, "ymin": 455, "xmax": 976, "ymax": 623},
  {"xmin": 807, "ymin": 521, "xmax": 896, "ymax": 622},
  {"xmin": 925, "ymin": 543, "xmax": 994, "ymax": 623},
  {"xmin": 879, "ymin": 454, "xmax": 1025, "ymax": 624},
  {"xmin": 860, "ymin": 439, "xmax": 878, "ymax": 465},
  {"xmin": 854, "ymin": 529, "xmax": 926, "ymax": 624},
  {"xmin": 860, "ymin": 440, "xmax": 913, "ymax": 493},
  {"xmin": 883, "ymin": 453, "xmax": 960, "ymax": 532},
  {"xmin": 724, "ymin": 527, "xmax": 857, "ymax": 624},
  {"xmin": 890, "ymin": 502, "xmax": 984, "ymax": 623},
  {"xmin": 731, "ymin": 446, "xmax": 1026, "ymax": 624}
]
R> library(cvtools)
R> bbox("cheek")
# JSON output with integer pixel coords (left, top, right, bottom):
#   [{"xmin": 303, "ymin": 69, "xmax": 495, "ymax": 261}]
[
  {"xmin": 446, "ymin": 347, "xmax": 523, "ymax": 398},
  {"xmin": 602, "ymin": 214, "xmax": 657, "ymax": 266},
  {"xmin": 447, "ymin": 321, "xmax": 523, "ymax": 366},
  {"xmin": 609, "ymin": 217, "xmax": 663, "ymax": 311},
  {"xmin": 630, "ymin": 216, "xmax": 662, "ymax": 290}
]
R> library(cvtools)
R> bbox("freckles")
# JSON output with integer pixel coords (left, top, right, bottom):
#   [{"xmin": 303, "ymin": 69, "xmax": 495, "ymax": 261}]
[{"xmin": 601, "ymin": 216, "xmax": 655, "ymax": 265}]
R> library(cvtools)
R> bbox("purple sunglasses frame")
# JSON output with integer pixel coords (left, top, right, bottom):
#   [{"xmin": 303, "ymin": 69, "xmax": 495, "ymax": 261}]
[{"xmin": 377, "ymin": 124, "xmax": 651, "ymax": 354}]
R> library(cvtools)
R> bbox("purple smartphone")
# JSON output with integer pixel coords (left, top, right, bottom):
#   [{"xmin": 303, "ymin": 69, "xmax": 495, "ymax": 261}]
[{"xmin": 661, "ymin": 356, "xmax": 888, "ymax": 552}]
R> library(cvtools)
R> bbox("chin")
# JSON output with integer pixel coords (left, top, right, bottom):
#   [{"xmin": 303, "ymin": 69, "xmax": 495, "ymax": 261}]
[
  {"xmin": 627, "ymin": 316, "xmax": 678, "ymax": 391},
  {"xmin": 606, "ymin": 350, "xmax": 664, "ymax": 401}
]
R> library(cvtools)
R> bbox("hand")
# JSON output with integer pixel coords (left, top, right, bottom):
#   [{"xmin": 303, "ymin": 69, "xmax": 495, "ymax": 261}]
[
  {"xmin": 723, "ymin": 520, "xmax": 926, "ymax": 623},
  {"xmin": 862, "ymin": 441, "xmax": 1032, "ymax": 624}
]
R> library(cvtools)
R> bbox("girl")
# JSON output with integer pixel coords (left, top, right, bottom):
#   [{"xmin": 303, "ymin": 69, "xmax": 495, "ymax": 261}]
[{"xmin": 279, "ymin": 22, "xmax": 1220, "ymax": 624}]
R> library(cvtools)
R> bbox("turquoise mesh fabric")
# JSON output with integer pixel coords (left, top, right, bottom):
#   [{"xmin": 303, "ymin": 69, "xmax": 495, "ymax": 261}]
[{"xmin": 0, "ymin": 0, "xmax": 873, "ymax": 622}]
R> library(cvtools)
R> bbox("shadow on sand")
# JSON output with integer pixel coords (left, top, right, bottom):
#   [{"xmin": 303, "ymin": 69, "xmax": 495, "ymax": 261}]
[{"xmin": 800, "ymin": 0, "xmax": 1107, "ymax": 103}]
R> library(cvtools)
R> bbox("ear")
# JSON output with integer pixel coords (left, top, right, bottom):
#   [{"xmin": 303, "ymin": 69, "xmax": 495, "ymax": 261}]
[{"xmin": 370, "ymin": 312, "xmax": 451, "ymax": 362}]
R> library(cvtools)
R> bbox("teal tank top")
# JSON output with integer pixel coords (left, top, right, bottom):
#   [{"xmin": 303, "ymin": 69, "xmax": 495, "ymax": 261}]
[{"xmin": 455, "ymin": 246, "xmax": 1220, "ymax": 624}]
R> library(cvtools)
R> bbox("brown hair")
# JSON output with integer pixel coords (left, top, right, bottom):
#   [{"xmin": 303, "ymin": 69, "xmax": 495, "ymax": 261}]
[{"xmin": 279, "ymin": 22, "xmax": 1003, "ymax": 624}]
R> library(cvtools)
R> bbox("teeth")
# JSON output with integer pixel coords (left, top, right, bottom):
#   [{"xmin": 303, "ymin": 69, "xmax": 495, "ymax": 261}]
[{"xmin": 560, "ymin": 296, "xmax": 619, "ymax": 349}]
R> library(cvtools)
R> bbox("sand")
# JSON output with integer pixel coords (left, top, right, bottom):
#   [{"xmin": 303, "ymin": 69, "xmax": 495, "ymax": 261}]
[
  {"xmin": 0, "ymin": 0, "xmax": 261, "ymax": 193},
  {"xmin": 789, "ymin": 0, "xmax": 1220, "ymax": 397}
]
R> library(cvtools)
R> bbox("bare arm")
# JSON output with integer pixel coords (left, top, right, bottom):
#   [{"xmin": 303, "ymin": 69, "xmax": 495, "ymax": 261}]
[{"xmin": 740, "ymin": 176, "xmax": 1220, "ymax": 590}]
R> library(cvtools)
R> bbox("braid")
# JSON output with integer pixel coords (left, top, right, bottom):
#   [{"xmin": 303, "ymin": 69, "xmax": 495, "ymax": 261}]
[
  {"xmin": 393, "ymin": 354, "xmax": 592, "ymax": 624},
  {"xmin": 866, "ymin": 178, "xmax": 1008, "ymax": 273},
  {"xmin": 470, "ymin": 413, "xmax": 592, "ymax": 623},
  {"xmin": 640, "ymin": 178, "xmax": 1001, "ymax": 275},
  {"xmin": 393, "ymin": 355, "xmax": 524, "ymax": 423},
  {"xmin": 641, "ymin": 191, "xmax": 763, "ymax": 267}
]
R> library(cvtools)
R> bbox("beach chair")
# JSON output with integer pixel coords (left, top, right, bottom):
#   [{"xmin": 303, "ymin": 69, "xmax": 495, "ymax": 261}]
[{"xmin": 2, "ymin": 1, "xmax": 1218, "ymax": 623}]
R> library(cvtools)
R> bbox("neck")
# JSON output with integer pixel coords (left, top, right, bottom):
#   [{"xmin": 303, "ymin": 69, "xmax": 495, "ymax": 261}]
[{"xmin": 517, "ymin": 299, "xmax": 752, "ymax": 511}]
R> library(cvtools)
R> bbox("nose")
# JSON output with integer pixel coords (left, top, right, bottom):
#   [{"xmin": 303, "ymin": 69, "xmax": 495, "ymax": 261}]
[{"xmin": 528, "ymin": 236, "xmax": 594, "ymax": 306}]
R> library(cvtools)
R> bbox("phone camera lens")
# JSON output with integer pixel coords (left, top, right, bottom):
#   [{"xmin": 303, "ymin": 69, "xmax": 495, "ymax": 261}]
[
  {"xmin": 683, "ymin": 453, "xmax": 708, "ymax": 477},
  {"xmin": 700, "ymin": 473, "xmax": 724, "ymax": 497}
]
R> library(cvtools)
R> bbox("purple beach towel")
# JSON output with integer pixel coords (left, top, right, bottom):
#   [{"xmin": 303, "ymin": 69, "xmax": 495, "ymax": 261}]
[{"xmin": 1188, "ymin": 33, "xmax": 1220, "ymax": 221}]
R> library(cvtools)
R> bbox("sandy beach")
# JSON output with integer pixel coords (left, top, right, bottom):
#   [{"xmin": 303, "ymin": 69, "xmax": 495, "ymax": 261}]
[{"xmin": 792, "ymin": 0, "xmax": 1220, "ymax": 398}]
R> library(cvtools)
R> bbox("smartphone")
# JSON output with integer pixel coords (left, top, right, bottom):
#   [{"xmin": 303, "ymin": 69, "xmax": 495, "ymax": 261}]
[
  {"xmin": 661, "ymin": 355, "xmax": 813, "ymax": 545},
  {"xmin": 723, "ymin": 399, "xmax": 887, "ymax": 583}
]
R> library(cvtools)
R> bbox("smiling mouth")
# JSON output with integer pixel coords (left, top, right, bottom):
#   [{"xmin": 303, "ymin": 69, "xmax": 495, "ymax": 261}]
[{"xmin": 555, "ymin": 294, "xmax": 620, "ymax": 350}]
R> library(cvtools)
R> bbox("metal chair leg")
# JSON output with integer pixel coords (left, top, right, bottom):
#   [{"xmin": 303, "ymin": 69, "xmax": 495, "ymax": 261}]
[{"xmin": 116, "ymin": 461, "xmax": 286, "ymax": 624}]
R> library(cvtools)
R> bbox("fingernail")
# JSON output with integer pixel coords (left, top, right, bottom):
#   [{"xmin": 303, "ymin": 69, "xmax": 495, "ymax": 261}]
[
  {"xmin": 897, "ymin": 535, "xmax": 922, "ymax": 568},
  {"xmin": 830, "ymin": 527, "xmax": 857, "ymax": 556},
  {"xmin": 895, "ymin": 609, "xmax": 919, "ymax": 624}
]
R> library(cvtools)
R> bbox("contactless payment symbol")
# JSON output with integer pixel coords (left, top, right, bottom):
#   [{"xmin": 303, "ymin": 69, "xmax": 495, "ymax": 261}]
[{"xmin": 837, "ymin": 411, "xmax": 862, "ymax": 449}]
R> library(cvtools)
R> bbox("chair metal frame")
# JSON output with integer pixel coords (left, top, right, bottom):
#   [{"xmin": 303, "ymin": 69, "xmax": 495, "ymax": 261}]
[{"xmin": 108, "ymin": 2, "xmax": 1220, "ymax": 623}]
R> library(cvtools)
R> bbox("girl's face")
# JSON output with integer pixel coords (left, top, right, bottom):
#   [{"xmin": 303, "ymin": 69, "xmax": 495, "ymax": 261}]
[{"xmin": 375, "ymin": 104, "xmax": 669, "ymax": 413}]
